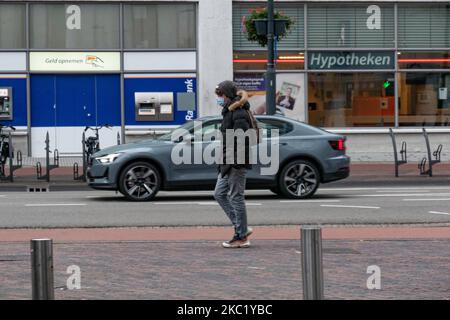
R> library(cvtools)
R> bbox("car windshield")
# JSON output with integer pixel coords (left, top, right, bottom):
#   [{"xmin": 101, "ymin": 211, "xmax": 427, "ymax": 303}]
[{"xmin": 157, "ymin": 121, "xmax": 196, "ymax": 141}]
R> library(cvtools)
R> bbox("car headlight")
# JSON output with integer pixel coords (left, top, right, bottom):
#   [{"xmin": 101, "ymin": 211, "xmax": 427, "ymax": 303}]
[{"xmin": 94, "ymin": 153, "xmax": 123, "ymax": 164}]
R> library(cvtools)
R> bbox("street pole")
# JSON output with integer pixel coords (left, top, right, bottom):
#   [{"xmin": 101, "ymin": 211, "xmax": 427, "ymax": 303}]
[
  {"xmin": 31, "ymin": 239, "xmax": 54, "ymax": 300},
  {"xmin": 301, "ymin": 226, "xmax": 324, "ymax": 300},
  {"xmin": 266, "ymin": 0, "xmax": 276, "ymax": 115}
]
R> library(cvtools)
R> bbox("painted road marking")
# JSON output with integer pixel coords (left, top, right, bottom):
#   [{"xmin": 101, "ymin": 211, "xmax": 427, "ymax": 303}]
[
  {"xmin": 403, "ymin": 199, "xmax": 450, "ymax": 201},
  {"xmin": 355, "ymin": 193, "xmax": 450, "ymax": 197},
  {"xmin": 429, "ymin": 211, "xmax": 450, "ymax": 215},
  {"xmin": 197, "ymin": 202, "xmax": 220, "ymax": 206},
  {"xmin": 154, "ymin": 202, "xmax": 198, "ymax": 205},
  {"xmin": 198, "ymin": 202, "xmax": 262, "ymax": 206},
  {"xmin": 375, "ymin": 190, "xmax": 430, "ymax": 193},
  {"xmin": 25, "ymin": 203, "xmax": 87, "ymax": 207},
  {"xmin": 320, "ymin": 187, "xmax": 450, "ymax": 191},
  {"xmin": 155, "ymin": 201, "xmax": 262, "ymax": 206},
  {"xmin": 320, "ymin": 205, "xmax": 381, "ymax": 209},
  {"xmin": 280, "ymin": 199, "xmax": 341, "ymax": 203}
]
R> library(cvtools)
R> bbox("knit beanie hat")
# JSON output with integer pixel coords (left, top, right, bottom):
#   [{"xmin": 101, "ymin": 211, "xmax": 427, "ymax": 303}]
[{"xmin": 215, "ymin": 80, "xmax": 238, "ymax": 99}]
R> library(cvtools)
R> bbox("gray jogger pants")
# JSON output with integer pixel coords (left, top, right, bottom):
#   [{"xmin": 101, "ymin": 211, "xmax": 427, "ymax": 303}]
[{"xmin": 213, "ymin": 167, "xmax": 248, "ymax": 239}]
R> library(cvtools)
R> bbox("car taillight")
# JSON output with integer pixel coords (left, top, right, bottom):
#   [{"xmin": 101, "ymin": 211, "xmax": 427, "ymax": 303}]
[{"xmin": 329, "ymin": 139, "xmax": 346, "ymax": 151}]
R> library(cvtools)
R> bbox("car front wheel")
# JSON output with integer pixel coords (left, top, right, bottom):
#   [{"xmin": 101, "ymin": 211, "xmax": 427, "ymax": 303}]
[
  {"xmin": 278, "ymin": 160, "xmax": 320, "ymax": 199},
  {"xmin": 118, "ymin": 162, "xmax": 161, "ymax": 201}
]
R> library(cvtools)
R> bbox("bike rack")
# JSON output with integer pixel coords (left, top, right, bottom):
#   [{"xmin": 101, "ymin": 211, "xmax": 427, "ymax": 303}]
[
  {"xmin": 418, "ymin": 128, "xmax": 443, "ymax": 177},
  {"xmin": 389, "ymin": 128, "xmax": 408, "ymax": 177},
  {"xmin": 73, "ymin": 132, "xmax": 87, "ymax": 182},
  {"xmin": 0, "ymin": 132, "xmax": 23, "ymax": 182},
  {"xmin": 36, "ymin": 132, "xmax": 60, "ymax": 182},
  {"xmin": 117, "ymin": 132, "xmax": 121, "ymax": 145}
]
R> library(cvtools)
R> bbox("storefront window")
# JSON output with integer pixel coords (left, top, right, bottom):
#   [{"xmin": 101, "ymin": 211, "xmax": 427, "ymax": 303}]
[
  {"xmin": 307, "ymin": 4, "xmax": 394, "ymax": 48},
  {"xmin": 398, "ymin": 4, "xmax": 450, "ymax": 49},
  {"xmin": 30, "ymin": 4, "xmax": 120, "ymax": 49},
  {"xmin": 398, "ymin": 52, "xmax": 450, "ymax": 69},
  {"xmin": 233, "ymin": 51, "xmax": 304, "ymax": 71},
  {"xmin": 0, "ymin": 4, "xmax": 26, "ymax": 49},
  {"xmin": 234, "ymin": 72, "xmax": 306, "ymax": 122},
  {"xmin": 398, "ymin": 73, "xmax": 450, "ymax": 127},
  {"xmin": 308, "ymin": 73, "xmax": 395, "ymax": 127},
  {"xmin": 124, "ymin": 4, "xmax": 196, "ymax": 49}
]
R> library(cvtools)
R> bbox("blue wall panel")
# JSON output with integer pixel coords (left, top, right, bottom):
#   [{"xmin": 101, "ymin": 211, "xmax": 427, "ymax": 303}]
[
  {"xmin": 0, "ymin": 77, "xmax": 27, "ymax": 127},
  {"xmin": 30, "ymin": 75, "xmax": 55, "ymax": 127},
  {"xmin": 124, "ymin": 77, "xmax": 197, "ymax": 126},
  {"xmin": 31, "ymin": 74, "xmax": 121, "ymax": 127},
  {"xmin": 95, "ymin": 75, "xmax": 122, "ymax": 127}
]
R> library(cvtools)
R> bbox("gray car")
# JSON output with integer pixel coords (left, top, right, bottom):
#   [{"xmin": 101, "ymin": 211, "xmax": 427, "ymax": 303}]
[{"xmin": 87, "ymin": 115, "xmax": 350, "ymax": 201}]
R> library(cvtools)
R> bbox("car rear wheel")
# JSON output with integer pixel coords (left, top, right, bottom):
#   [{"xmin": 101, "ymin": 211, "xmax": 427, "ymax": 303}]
[
  {"xmin": 118, "ymin": 162, "xmax": 161, "ymax": 201},
  {"xmin": 278, "ymin": 160, "xmax": 320, "ymax": 199}
]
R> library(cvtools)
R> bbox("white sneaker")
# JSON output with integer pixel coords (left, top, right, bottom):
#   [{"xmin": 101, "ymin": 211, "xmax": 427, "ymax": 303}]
[{"xmin": 222, "ymin": 237, "xmax": 251, "ymax": 248}]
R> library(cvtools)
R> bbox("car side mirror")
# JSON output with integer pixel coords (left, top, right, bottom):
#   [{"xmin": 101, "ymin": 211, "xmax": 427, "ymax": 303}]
[
  {"xmin": 185, "ymin": 135, "xmax": 195, "ymax": 144},
  {"xmin": 174, "ymin": 134, "xmax": 194, "ymax": 144}
]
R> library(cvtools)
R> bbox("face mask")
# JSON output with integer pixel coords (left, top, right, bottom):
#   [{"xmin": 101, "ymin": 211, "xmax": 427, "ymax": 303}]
[{"xmin": 216, "ymin": 97, "xmax": 225, "ymax": 107}]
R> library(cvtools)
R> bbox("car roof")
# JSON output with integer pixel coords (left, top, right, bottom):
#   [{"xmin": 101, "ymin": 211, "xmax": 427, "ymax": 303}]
[
  {"xmin": 196, "ymin": 114, "xmax": 334, "ymax": 136},
  {"xmin": 198, "ymin": 114, "xmax": 291, "ymax": 121}
]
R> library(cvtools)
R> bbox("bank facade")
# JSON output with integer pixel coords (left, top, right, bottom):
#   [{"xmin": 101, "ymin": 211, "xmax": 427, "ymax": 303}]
[{"xmin": 0, "ymin": 0, "xmax": 449, "ymax": 160}]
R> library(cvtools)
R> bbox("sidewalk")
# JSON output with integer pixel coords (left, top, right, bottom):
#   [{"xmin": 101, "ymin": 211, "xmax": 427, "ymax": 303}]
[
  {"xmin": 0, "ymin": 225, "xmax": 449, "ymax": 242},
  {"xmin": 0, "ymin": 225, "xmax": 449, "ymax": 300},
  {"xmin": 1, "ymin": 162, "xmax": 450, "ymax": 191}
]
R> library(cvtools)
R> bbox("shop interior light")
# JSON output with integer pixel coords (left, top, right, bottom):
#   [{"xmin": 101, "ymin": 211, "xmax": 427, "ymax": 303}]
[
  {"xmin": 398, "ymin": 58, "xmax": 450, "ymax": 63},
  {"xmin": 233, "ymin": 59, "xmax": 304, "ymax": 63},
  {"xmin": 278, "ymin": 55, "xmax": 304, "ymax": 60}
]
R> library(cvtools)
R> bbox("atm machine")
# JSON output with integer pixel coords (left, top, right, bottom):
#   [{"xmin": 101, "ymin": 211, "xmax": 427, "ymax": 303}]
[
  {"xmin": 0, "ymin": 87, "xmax": 13, "ymax": 120},
  {"xmin": 135, "ymin": 92, "xmax": 174, "ymax": 121}
]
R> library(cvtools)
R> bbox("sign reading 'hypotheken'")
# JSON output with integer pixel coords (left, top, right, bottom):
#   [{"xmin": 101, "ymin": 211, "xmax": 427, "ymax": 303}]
[{"xmin": 308, "ymin": 51, "xmax": 395, "ymax": 70}]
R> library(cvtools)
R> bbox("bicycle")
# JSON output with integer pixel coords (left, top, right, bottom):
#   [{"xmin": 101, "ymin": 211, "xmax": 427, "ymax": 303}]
[
  {"xmin": 0, "ymin": 124, "xmax": 16, "ymax": 177},
  {"xmin": 83, "ymin": 125, "xmax": 111, "ymax": 165}
]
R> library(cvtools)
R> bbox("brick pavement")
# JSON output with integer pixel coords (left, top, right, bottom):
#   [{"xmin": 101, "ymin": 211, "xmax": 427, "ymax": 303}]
[
  {"xmin": 7, "ymin": 162, "xmax": 450, "ymax": 178},
  {"xmin": 0, "ymin": 226, "xmax": 449, "ymax": 300}
]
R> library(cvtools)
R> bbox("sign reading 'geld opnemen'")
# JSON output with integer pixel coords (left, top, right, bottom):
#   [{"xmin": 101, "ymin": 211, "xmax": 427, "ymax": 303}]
[{"xmin": 308, "ymin": 51, "xmax": 395, "ymax": 70}]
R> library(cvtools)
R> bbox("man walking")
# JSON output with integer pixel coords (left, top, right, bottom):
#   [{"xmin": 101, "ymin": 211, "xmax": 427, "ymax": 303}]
[{"xmin": 214, "ymin": 80, "xmax": 254, "ymax": 248}]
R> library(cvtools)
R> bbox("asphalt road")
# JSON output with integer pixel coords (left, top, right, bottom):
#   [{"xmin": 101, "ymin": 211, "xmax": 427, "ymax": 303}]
[{"xmin": 1, "ymin": 185, "xmax": 450, "ymax": 228}]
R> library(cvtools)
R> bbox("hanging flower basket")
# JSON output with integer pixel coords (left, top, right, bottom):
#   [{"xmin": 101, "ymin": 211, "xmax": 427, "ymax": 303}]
[
  {"xmin": 254, "ymin": 19, "xmax": 290, "ymax": 37},
  {"xmin": 243, "ymin": 8, "xmax": 293, "ymax": 47}
]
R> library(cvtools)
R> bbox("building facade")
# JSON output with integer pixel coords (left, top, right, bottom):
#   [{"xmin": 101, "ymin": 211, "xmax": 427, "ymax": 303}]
[{"xmin": 0, "ymin": 0, "xmax": 449, "ymax": 161}]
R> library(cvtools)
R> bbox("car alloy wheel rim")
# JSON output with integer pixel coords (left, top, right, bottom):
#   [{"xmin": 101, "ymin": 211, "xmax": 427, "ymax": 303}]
[
  {"xmin": 124, "ymin": 165, "xmax": 157, "ymax": 199},
  {"xmin": 284, "ymin": 163, "xmax": 317, "ymax": 197}
]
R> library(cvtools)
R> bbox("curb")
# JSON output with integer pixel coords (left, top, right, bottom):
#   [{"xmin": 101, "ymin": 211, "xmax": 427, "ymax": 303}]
[
  {"xmin": 0, "ymin": 183, "xmax": 91, "ymax": 192},
  {"xmin": 2, "ymin": 177, "xmax": 450, "ymax": 192}
]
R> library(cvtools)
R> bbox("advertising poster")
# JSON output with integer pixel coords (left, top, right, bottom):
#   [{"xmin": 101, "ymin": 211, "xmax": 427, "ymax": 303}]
[{"xmin": 234, "ymin": 73, "xmax": 305, "ymax": 122}]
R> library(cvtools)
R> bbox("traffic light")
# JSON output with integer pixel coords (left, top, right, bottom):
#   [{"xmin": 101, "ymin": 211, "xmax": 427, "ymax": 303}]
[{"xmin": 384, "ymin": 79, "xmax": 395, "ymax": 96}]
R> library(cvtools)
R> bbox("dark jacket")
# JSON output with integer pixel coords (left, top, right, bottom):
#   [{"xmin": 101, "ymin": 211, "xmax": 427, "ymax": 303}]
[{"xmin": 219, "ymin": 90, "xmax": 253, "ymax": 177}]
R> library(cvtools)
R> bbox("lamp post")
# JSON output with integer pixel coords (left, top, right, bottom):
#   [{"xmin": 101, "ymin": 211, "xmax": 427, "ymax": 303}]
[{"xmin": 266, "ymin": 0, "xmax": 276, "ymax": 115}]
